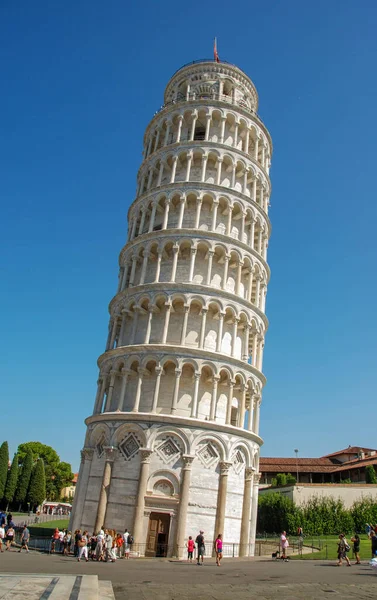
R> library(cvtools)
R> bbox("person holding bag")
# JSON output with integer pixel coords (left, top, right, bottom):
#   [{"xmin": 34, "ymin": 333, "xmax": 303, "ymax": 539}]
[{"xmin": 77, "ymin": 530, "xmax": 89, "ymax": 562}]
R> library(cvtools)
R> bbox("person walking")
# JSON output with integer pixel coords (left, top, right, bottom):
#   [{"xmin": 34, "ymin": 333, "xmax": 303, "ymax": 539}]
[
  {"xmin": 96, "ymin": 529, "xmax": 105, "ymax": 561},
  {"xmin": 5, "ymin": 525, "xmax": 15, "ymax": 551},
  {"xmin": 280, "ymin": 531, "xmax": 289, "ymax": 561},
  {"xmin": 104, "ymin": 530, "xmax": 115, "ymax": 562},
  {"xmin": 51, "ymin": 528, "xmax": 59, "ymax": 554},
  {"xmin": 115, "ymin": 533, "xmax": 123, "ymax": 559},
  {"xmin": 19, "ymin": 525, "xmax": 30, "ymax": 553},
  {"xmin": 337, "ymin": 533, "xmax": 351, "ymax": 566},
  {"xmin": 77, "ymin": 530, "xmax": 89, "ymax": 562},
  {"xmin": 371, "ymin": 530, "xmax": 377, "ymax": 558},
  {"xmin": 351, "ymin": 533, "xmax": 361, "ymax": 564},
  {"xmin": 214, "ymin": 534, "xmax": 223, "ymax": 566},
  {"xmin": 0, "ymin": 523, "xmax": 4, "ymax": 552},
  {"xmin": 63, "ymin": 531, "xmax": 71, "ymax": 556},
  {"xmin": 195, "ymin": 530, "xmax": 205, "ymax": 565}
]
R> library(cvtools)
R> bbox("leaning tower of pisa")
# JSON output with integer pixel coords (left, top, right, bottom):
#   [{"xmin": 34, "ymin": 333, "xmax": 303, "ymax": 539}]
[{"xmin": 70, "ymin": 59, "xmax": 272, "ymax": 558}]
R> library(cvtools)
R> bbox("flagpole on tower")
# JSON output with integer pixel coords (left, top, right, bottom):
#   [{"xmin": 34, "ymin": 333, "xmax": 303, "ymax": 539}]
[{"xmin": 214, "ymin": 37, "xmax": 220, "ymax": 63}]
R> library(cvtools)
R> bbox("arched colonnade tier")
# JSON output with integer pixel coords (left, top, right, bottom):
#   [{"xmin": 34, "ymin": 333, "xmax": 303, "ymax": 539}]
[
  {"xmin": 92, "ymin": 353, "xmax": 263, "ymax": 435},
  {"xmin": 117, "ymin": 236, "xmax": 268, "ymax": 308},
  {"xmin": 106, "ymin": 292, "xmax": 265, "ymax": 367},
  {"xmin": 142, "ymin": 108, "xmax": 271, "ymax": 174},
  {"xmin": 85, "ymin": 419, "xmax": 260, "ymax": 468},
  {"xmin": 127, "ymin": 189, "xmax": 270, "ymax": 250},
  {"xmin": 136, "ymin": 146, "xmax": 270, "ymax": 212}
]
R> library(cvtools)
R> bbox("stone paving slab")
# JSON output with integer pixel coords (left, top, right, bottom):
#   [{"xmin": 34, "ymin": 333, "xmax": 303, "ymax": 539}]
[{"xmin": 1, "ymin": 552, "xmax": 377, "ymax": 599}]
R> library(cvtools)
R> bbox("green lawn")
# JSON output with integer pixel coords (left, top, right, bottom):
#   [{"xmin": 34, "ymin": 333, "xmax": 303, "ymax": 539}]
[
  {"xmin": 31, "ymin": 519, "xmax": 69, "ymax": 530},
  {"xmin": 290, "ymin": 535, "xmax": 373, "ymax": 561}
]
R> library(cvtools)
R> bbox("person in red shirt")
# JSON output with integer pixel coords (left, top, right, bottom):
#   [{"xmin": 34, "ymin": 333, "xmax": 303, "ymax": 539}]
[{"xmin": 186, "ymin": 536, "xmax": 195, "ymax": 562}]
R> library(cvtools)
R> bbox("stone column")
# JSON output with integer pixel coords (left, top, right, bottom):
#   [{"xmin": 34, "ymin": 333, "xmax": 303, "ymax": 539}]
[
  {"xmin": 162, "ymin": 303, "xmax": 171, "ymax": 344},
  {"xmin": 132, "ymin": 368, "xmax": 146, "ymax": 412},
  {"xmin": 117, "ymin": 368, "xmax": 130, "ymax": 411},
  {"xmin": 176, "ymin": 116, "xmax": 183, "ymax": 142},
  {"xmin": 220, "ymin": 116, "xmax": 226, "ymax": 144},
  {"xmin": 225, "ymin": 380, "xmax": 235, "ymax": 425},
  {"xmin": 151, "ymin": 366, "xmax": 163, "ymax": 413},
  {"xmin": 154, "ymin": 250, "xmax": 162, "ymax": 282},
  {"xmin": 174, "ymin": 455, "xmax": 195, "ymax": 556},
  {"xmin": 252, "ymin": 332, "xmax": 258, "ymax": 367},
  {"xmin": 250, "ymin": 473, "xmax": 261, "ymax": 556},
  {"xmin": 235, "ymin": 260, "xmax": 243, "ymax": 295},
  {"xmin": 209, "ymin": 375, "xmax": 219, "ymax": 420},
  {"xmin": 70, "ymin": 448, "xmax": 94, "ymax": 533},
  {"xmin": 231, "ymin": 318, "xmax": 239, "ymax": 358},
  {"xmin": 144, "ymin": 305, "xmax": 154, "ymax": 344},
  {"xmin": 188, "ymin": 248, "xmax": 197, "ymax": 282},
  {"xmin": 170, "ymin": 244, "xmax": 179, "ymax": 281},
  {"xmin": 104, "ymin": 370, "xmax": 117, "ymax": 411},
  {"xmin": 177, "ymin": 196, "xmax": 186, "ymax": 228},
  {"xmin": 254, "ymin": 136, "xmax": 259, "ymax": 161},
  {"xmin": 248, "ymin": 395, "xmax": 256, "ymax": 432},
  {"xmin": 164, "ymin": 121, "xmax": 171, "ymax": 145},
  {"xmin": 247, "ymin": 269, "xmax": 254, "ymax": 302},
  {"xmin": 242, "ymin": 324, "xmax": 250, "ymax": 361},
  {"xmin": 118, "ymin": 310, "xmax": 127, "ymax": 347},
  {"xmin": 211, "ymin": 199, "xmax": 219, "ymax": 231},
  {"xmin": 139, "ymin": 252, "xmax": 149, "ymax": 285},
  {"xmin": 226, "ymin": 206, "xmax": 233, "ymax": 235},
  {"xmin": 129, "ymin": 256, "xmax": 138, "ymax": 286},
  {"xmin": 93, "ymin": 378, "xmax": 103, "ymax": 414},
  {"xmin": 185, "ymin": 152, "xmax": 193, "ymax": 181},
  {"xmin": 194, "ymin": 198, "xmax": 202, "ymax": 229},
  {"xmin": 205, "ymin": 114, "xmax": 211, "ymax": 141},
  {"xmin": 222, "ymin": 255, "xmax": 230, "ymax": 290},
  {"xmin": 171, "ymin": 368, "xmax": 182, "ymax": 413},
  {"xmin": 162, "ymin": 198, "xmax": 171, "ymax": 229},
  {"xmin": 244, "ymin": 128, "xmax": 250, "ymax": 154},
  {"xmin": 206, "ymin": 251, "xmax": 214, "ymax": 285},
  {"xmin": 120, "ymin": 262, "xmax": 130, "ymax": 290},
  {"xmin": 157, "ymin": 162, "xmax": 164, "ymax": 187},
  {"xmin": 138, "ymin": 209, "xmax": 146, "ymax": 235},
  {"xmin": 180, "ymin": 305, "xmax": 190, "ymax": 345},
  {"xmin": 216, "ymin": 312, "xmax": 224, "ymax": 352},
  {"xmin": 255, "ymin": 277, "xmax": 261, "ymax": 308},
  {"xmin": 239, "ymin": 467, "xmax": 254, "ymax": 556},
  {"xmin": 94, "ymin": 446, "xmax": 118, "ymax": 533},
  {"xmin": 249, "ymin": 219, "xmax": 255, "ymax": 248},
  {"xmin": 148, "ymin": 202, "xmax": 157, "ymax": 232},
  {"xmin": 252, "ymin": 396, "xmax": 261, "ymax": 434},
  {"xmin": 233, "ymin": 121, "xmax": 239, "ymax": 148},
  {"xmin": 190, "ymin": 112, "xmax": 198, "ymax": 140},
  {"xmin": 191, "ymin": 372, "xmax": 201, "ymax": 418},
  {"xmin": 201, "ymin": 154, "xmax": 208, "ymax": 182},
  {"xmin": 199, "ymin": 308, "xmax": 208, "ymax": 348},
  {"xmin": 95, "ymin": 376, "xmax": 108, "ymax": 414},
  {"xmin": 133, "ymin": 448, "xmax": 153, "ymax": 546},
  {"xmin": 130, "ymin": 308, "xmax": 139, "ymax": 344},
  {"xmin": 216, "ymin": 158, "xmax": 222, "ymax": 186},
  {"xmin": 214, "ymin": 461, "xmax": 232, "ymax": 540},
  {"xmin": 238, "ymin": 385, "xmax": 247, "ymax": 427}
]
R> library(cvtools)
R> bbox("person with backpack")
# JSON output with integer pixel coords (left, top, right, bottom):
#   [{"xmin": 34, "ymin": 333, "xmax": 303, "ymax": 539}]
[
  {"xmin": 337, "ymin": 533, "xmax": 351, "ymax": 566},
  {"xmin": 195, "ymin": 530, "xmax": 205, "ymax": 565}
]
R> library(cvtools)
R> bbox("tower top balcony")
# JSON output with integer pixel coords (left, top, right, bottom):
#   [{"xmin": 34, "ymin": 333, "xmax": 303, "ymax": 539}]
[{"xmin": 163, "ymin": 59, "xmax": 259, "ymax": 115}]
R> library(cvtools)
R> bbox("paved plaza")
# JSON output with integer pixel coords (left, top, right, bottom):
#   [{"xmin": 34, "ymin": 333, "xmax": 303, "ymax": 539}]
[{"xmin": 1, "ymin": 551, "xmax": 377, "ymax": 599}]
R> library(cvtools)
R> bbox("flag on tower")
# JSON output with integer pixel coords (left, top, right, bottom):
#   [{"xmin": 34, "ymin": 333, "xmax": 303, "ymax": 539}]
[{"xmin": 214, "ymin": 37, "xmax": 220, "ymax": 63}]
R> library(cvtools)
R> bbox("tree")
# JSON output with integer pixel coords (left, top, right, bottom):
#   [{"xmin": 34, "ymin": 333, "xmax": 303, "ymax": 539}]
[
  {"xmin": 3, "ymin": 453, "xmax": 19, "ymax": 510},
  {"xmin": 275, "ymin": 473, "xmax": 287, "ymax": 487},
  {"xmin": 14, "ymin": 448, "xmax": 33, "ymax": 510},
  {"xmin": 286, "ymin": 473, "xmax": 297, "ymax": 485},
  {"xmin": 365, "ymin": 465, "xmax": 377, "ymax": 484},
  {"xmin": 27, "ymin": 459, "xmax": 46, "ymax": 508},
  {"xmin": 0, "ymin": 441, "xmax": 9, "ymax": 500},
  {"xmin": 17, "ymin": 442, "xmax": 73, "ymax": 500}
]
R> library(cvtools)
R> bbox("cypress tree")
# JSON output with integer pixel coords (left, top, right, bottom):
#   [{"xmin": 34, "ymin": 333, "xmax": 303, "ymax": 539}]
[
  {"xmin": 4, "ymin": 453, "xmax": 19, "ymax": 511},
  {"xmin": 14, "ymin": 448, "xmax": 33, "ymax": 511},
  {"xmin": 27, "ymin": 459, "xmax": 46, "ymax": 508},
  {"xmin": 0, "ymin": 441, "xmax": 9, "ymax": 499}
]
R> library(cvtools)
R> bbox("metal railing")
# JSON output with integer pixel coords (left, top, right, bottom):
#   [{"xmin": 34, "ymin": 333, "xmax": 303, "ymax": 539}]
[{"xmin": 155, "ymin": 93, "xmax": 259, "ymax": 119}]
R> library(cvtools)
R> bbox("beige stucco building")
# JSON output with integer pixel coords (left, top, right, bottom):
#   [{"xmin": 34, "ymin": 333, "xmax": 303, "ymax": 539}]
[{"xmin": 70, "ymin": 58, "xmax": 272, "ymax": 557}]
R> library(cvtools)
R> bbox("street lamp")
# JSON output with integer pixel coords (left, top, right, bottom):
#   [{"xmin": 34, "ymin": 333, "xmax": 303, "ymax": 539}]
[{"xmin": 294, "ymin": 448, "xmax": 299, "ymax": 484}]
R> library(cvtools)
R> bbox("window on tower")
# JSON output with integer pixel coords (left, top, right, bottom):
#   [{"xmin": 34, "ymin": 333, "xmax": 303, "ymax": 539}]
[{"xmin": 194, "ymin": 126, "xmax": 205, "ymax": 141}]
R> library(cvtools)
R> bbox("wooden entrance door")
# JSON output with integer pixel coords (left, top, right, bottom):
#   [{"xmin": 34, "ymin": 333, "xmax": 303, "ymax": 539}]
[{"xmin": 145, "ymin": 512, "xmax": 171, "ymax": 557}]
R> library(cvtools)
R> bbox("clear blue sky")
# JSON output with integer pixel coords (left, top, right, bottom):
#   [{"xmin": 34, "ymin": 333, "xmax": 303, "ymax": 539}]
[{"xmin": 2, "ymin": 1, "xmax": 377, "ymax": 471}]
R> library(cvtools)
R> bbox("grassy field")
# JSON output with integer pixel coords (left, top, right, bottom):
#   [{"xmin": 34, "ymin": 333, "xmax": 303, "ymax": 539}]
[
  {"xmin": 290, "ymin": 535, "xmax": 373, "ymax": 561},
  {"xmin": 31, "ymin": 520, "xmax": 69, "ymax": 530}
]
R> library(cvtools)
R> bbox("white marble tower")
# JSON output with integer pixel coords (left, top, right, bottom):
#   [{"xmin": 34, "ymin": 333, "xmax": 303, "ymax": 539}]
[{"xmin": 70, "ymin": 58, "xmax": 272, "ymax": 557}]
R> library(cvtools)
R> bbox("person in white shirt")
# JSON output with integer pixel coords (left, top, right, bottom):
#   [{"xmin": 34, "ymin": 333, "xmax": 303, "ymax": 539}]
[
  {"xmin": 104, "ymin": 530, "xmax": 115, "ymax": 562},
  {"xmin": 122, "ymin": 529, "xmax": 129, "ymax": 559},
  {"xmin": 0, "ymin": 526, "xmax": 4, "ymax": 552},
  {"xmin": 280, "ymin": 531, "xmax": 289, "ymax": 561},
  {"xmin": 96, "ymin": 529, "xmax": 105, "ymax": 561}
]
